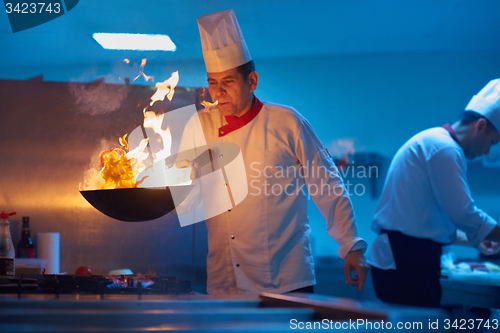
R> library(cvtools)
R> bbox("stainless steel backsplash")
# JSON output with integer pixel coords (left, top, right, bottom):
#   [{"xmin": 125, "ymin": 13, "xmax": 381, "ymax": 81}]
[{"xmin": 0, "ymin": 78, "xmax": 209, "ymax": 280}]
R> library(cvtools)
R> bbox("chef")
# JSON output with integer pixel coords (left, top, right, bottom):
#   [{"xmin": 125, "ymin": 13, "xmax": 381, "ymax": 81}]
[
  {"xmin": 368, "ymin": 79, "xmax": 500, "ymax": 308},
  {"xmin": 177, "ymin": 9, "xmax": 368, "ymax": 295}
]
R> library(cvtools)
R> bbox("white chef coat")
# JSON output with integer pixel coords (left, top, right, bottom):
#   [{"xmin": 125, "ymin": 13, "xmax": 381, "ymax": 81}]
[
  {"xmin": 368, "ymin": 127, "xmax": 498, "ymax": 270},
  {"xmin": 179, "ymin": 100, "xmax": 366, "ymax": 294}
]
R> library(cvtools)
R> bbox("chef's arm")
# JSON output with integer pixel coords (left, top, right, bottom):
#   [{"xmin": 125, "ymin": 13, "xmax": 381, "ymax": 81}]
[
  {"xmin": 454, "ymin": 230, "xmax": 470, "ymax": 246},
  {"xmin": 294, "ymin": 118, "xmax": 365, "ymax": 258},
  {"xmin": 480, "ymin": 227, "xmax": 500, "ymax": 255},
  {"xmin": 344, "ymin": 248, "xmax": 368, "ymax": 292},
  {"xmin": 175, "ymin": 111, "xmax": 212, "ymax": 179},
  {"xmin": 454, "ymin": 228, "xmax": 500, "ymax": 256},
  {"xmin": 293, "ymin": 118, "xmax": 368, "ymax": 291},
  {"xmin": 428, "ymin": 148, "xmax": 497, "ymax": 248},
  {"xmin": 174, "ymin": 148, "xmax": 214, "ymax": 179},
  {"xmin": 175, "ymin": 159, "xmax": 200, "ymax": 179},
  {"xmin": 484, "ymin": 225, "xmax": 500, "ymax": 242}
]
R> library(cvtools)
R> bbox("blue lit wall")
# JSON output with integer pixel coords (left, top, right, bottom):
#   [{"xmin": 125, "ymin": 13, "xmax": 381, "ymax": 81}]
[
  {"xmin": 2, "ymin": 0, "xmax": 500, "ymax": 266},
  {"xmin": 253, "ymin": 52, "xmax": 500, "ymax": 258},
  {"xmin": 2, "ymin": 50, "xmax": 500, "ymax": 260}
]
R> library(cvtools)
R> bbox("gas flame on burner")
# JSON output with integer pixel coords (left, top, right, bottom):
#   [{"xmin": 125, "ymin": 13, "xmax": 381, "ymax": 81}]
[{"xmin": 109, "ymin": 276, "xmax": 154, "ymax": 288}]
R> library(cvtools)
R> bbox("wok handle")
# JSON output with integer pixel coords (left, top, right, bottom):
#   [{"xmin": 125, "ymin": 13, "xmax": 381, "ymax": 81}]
[{"xmin": 164, "ymin": 149, "xmax": 213, "ymax": 168}]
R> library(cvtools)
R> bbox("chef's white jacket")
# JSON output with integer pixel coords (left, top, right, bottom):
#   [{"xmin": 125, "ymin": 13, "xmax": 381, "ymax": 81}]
[
  {"xmin": 368, "ymin": 127, "xmax": 498, "ymax": 270},
  {"xmin": 179, "ymin": 101, "xmax": 366, "ymax": 294}
]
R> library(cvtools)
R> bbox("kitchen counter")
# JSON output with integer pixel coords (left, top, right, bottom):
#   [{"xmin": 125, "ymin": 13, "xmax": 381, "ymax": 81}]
[
  {"xmin": 441, "ymin": 278, "xmax": 500, "ymax": 309},
  {"xmin": 0, "ymin": 292, "xmax": 448, "ymax": 332}
]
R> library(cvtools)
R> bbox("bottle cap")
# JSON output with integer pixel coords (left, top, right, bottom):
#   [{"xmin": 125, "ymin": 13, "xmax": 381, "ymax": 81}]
[{"xmin": 0, "ymin": 211, "xmax": 16, "ymax": 219}]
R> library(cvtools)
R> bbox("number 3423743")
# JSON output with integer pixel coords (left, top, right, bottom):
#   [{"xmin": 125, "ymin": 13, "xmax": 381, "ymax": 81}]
[
  {"xmin": 444, "ymin": 318, "xmax": 498, "ymax": 330},
  {"xmin": 5, "ymin": 3, "xmax": 61, "ymax": 14}
]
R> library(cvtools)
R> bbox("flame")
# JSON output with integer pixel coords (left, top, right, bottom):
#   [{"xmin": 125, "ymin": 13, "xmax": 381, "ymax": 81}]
[
  {"xmin": 110, "ymin": 277, "xmax": 154, "ymax": 288},
  {"xmin": 82, "ymin": 70, "xmax": 193, "ymax": 190},
  {"xmin": 150, "ymin": 71, "xmax": 179, "ymax": 105},
  {"xmin": 133, "ymin": 109, "xmax": 192, "ymax": 188},
  {"xmin": 94, "ymin": 134, "xmax": 151, "ymax": 189},
  {"xmin": 200, "ymin": 87, "xmax": 218, "ymax": 109},
  {"xmin": 143, "ymin": 111, "xmax": 171, "ymax": 161},
  {"xmin": 200, "ymin": 100, "xmax": 218, "ymax": 109},
  {"xmin": 126, "ymin": 137, "xmax": 149, "ymax": 163},
  {"xmin": 119, "ymin": 134, "xmax": 129, "ymax": 149},
  {"xmin": 99, "ymin": 148, "xmax": 136, "ymax": 189},
  {"xmin": 123, "ymin": 59, "xmax": 130, "ymax": 64},
  {"xmin": 133, "ymin": 58, "xmax": 154, "ymax": 82}
]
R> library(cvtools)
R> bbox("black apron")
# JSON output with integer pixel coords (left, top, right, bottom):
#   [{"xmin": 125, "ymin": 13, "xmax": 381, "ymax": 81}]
[{"xmin": 371, "ymin": 229, "xmax": 443, "ymax": 308}]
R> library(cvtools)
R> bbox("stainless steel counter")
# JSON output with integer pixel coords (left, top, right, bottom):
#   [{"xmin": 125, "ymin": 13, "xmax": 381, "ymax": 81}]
[{"xmin": 0, "ymin": 292, "xmax": 448, "ymax": 332}]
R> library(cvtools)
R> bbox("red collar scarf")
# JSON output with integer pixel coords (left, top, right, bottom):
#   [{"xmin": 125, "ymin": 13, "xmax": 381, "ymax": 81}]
[
  {"xmin": 442, "ymin": 123, "xmax": 460, "ymax": 144},
  {"xmin": 218, "ymin": 97, "xmax": 263, "ymax": 137}
]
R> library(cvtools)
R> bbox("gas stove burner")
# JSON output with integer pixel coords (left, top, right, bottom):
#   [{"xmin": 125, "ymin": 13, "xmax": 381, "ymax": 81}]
[
  {"xmin": 108, "ymin": 276, "xmax": 154, "ymax": 289},
  {"xmin": 0, "ymin": 277, "xmax": 38, "ymax": 293},
  {"xmin": 0, "ymin": 274, "xmax": 191, "ymax": 296},
  {"xmin": 39, "ymin": 274, "xmax": 113, "ymax": 294}
]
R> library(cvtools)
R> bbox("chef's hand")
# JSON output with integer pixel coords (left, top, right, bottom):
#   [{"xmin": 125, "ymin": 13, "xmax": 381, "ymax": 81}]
[
  {"xmin": 478, "ymin": 240, "xmax": 500, "ymax": 256},
  {"xmin": 175, "ymin": 159, "xmax": 201, "ymax": 180},
  {"xmin": 344, "ymin": 250, "xmax": 369, "ymax": 292}
]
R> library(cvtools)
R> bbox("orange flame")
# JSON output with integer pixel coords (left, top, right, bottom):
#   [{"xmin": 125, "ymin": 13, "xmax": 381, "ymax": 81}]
[
  {"xmin": 150, "ymin": 71, "xmax": 179, "ymax": 105},
  {"xmin": 133, "ymin": 58, "xmax": 154, "ymax": 82},
  {"xmin": 143, "ymin": 110, "xmax": 171, "ymax": 161},
  {"xmin": 81, "ymin": 70, "xmax": 193, "ymax": 190},
  {"xmin": 200, "ymin": 100, "xmax": 218, "ymax": 108},
  {"xmin": 99, "ymin": 147, "xmax": 136, "ymax": 189},
  {"xmin": 123, "ymin": 59, "xmax": 130, "ymax": 64},
  {"xmin": 200, "ymin": 87, "xmax": 218, "ymax": 109}
]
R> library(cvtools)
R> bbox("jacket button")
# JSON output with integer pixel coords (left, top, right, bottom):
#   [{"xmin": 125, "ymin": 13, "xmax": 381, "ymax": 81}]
[
  {"xmin": 220, "ymin": 130, "xmax": 224, "ymax": 134},
  {"xmin": 231, "ymin": 235, "xmax": 235, "ymax": 239},
  {"xmin": 236, "ymin": 263, "xmax": 240, "ymax": 267},
  {"xmin": 219, "ymin": 154, "xmax": 223, "ymax": 158}
]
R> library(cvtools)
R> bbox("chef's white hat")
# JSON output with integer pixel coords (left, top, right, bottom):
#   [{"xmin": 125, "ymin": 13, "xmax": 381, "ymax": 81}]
[
  {"xmin": 465, "ymin": 79, "xmax": 500, "ymax": 132},
  {"xmin": 197, "ymin": 9, "xmax": 252, "ymax": 73}
]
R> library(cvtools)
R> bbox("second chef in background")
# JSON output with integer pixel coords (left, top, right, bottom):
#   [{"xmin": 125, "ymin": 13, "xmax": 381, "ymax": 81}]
[{"xmin": 368, "ymin": 79, "xmax": 500, "ymax": 308}]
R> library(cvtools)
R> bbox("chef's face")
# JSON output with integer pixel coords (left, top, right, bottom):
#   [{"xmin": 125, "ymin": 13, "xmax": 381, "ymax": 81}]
[
  {"xmin": 207, "ymin": 68, "xmax": 258, "ymax": 117},
  {"xmin": 465, "ymin": 120, "xmax": 500, "ymax": 159}
]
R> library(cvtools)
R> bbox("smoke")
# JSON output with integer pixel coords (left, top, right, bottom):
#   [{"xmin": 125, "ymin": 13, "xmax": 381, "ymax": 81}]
[{"xmin": 69, "ymin": 79, "xmax": 128, "ymax": 115}]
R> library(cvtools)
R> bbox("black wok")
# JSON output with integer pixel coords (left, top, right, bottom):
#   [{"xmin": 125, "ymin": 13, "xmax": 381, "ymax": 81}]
[
  {"xmin": 80, "ymin": 185, "xmax": 193, "ymax": 222},
  {"xmin": 80, "ymin": 148, "xmax": 212, "ymax": 222}
]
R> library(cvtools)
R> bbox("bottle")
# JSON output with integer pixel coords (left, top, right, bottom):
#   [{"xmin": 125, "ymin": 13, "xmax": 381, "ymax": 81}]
[
  {"xmin": 17, "ymin": 216, "xmax": 34, "ymax": 258},
  {"xmin": 0, "ymin": 211, "xmax": 16, "ymax": 277}
]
